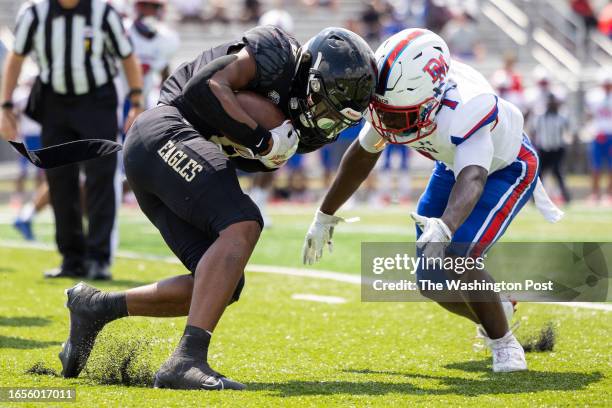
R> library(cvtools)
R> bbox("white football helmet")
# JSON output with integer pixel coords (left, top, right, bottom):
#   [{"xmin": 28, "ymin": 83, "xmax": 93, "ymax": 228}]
[{"xmin": 370, "ymin": 28, "xmax": 451, "ymax": 144}]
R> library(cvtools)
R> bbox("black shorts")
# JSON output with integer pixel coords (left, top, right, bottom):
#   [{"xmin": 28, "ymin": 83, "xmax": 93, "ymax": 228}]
[{"xmin": 123, "ymin": 105, "xmax": 263, "ymax": 301}]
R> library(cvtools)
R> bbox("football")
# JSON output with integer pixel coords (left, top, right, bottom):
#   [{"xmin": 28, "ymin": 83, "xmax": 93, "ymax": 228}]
[{"xmin": 235, "ymin": 91, "xmax": 286, "ymax": 130}]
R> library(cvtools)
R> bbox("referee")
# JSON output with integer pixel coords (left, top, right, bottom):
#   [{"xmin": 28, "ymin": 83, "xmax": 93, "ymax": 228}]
[
  {"xmin": 532, "ymin": 94, "xmax": 572, "ymax": 204},
  {"xmin": 0, "ymin": 0, "xmax": 144, "ymax": 279}
]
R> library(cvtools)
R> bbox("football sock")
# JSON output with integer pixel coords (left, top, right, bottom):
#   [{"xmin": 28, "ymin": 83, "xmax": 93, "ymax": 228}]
[
  {"xmin": 175, "ymin": 325, "xmax": 212, "ymax": 361},
  {"xmin": 17, "ymin": 202, "xmax": 35, "ymax": 222},
  {"xmin": 95, "ymin": 291, "xmax": 128, "ymax": 323}
]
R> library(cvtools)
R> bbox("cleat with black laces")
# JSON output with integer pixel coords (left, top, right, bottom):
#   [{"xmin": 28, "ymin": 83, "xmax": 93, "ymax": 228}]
[
  {"xmin": 59, "ymin": 282, "xmax": 109, "ymax": 378},
  {"xmin": 153, "ymin": 356, "xmax": 245, "ymax": 390}
]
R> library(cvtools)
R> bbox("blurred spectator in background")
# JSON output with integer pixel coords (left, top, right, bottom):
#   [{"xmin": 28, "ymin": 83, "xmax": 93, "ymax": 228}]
[
  {"xmin": 382, "ymin": 4, "xmax": 407, "ymax": 37},
  {"xmin": 376, "ymin": 145, "xmax": 411, "ymax": 205},
  {"xmin": 532, "ymin": 94, "xmax": 572, "ymax": 205},
  {"xmin": 492, "ymin": 53, "xmax": 526, "ymax": 114},
  {"xmin": 424, "ymin": 0, "xmax": 451, "ymax": 33},
  {"xmin": 586, "ymin": 72, "xmax": 612, "ymax": 203},
  {"xmin": 441, "ymin": 8, "xmax": 484, "ymax": 62},
  {"xmin": 360, "ymin": 1, "xmax": 384, "ymax": 44},
  {"xmin": 302, "ymin": 0, "xmax": 338, "ymax": 11},
  {"xmin": 492, "ymin": 70, "xmax": 526, "ymax": 116},
  {"xmin": 172, "ymin": 0, "xmax": 204, "ymax": 22},
  {"xmin": 598, "ymin": 3, "xmax": 612, "ymax": 38},
  {"xmin": 242, "ymin": 0, "xmax": 262, "ymax": 23},
  {"xmin": 259, "ymin": 8, "xmax": 295, "ymax": 33},
  {"xmin": 525, "ymin": 66, "xmax": 566, "ymax": 124},
  {"xmin": 570, "ymin": 0, "xmax": 598, "ymax": 32}
]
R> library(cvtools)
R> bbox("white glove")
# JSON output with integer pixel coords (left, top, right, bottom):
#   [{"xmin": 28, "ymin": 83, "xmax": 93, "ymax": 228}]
[
  {"xmin": 302, "ymin": 210, "xmax": 345, "ymax": 265},
  {"xmin": 411, "ymin": 212, "xmax": 453, "ymax": 263},
  {"xmin": 259, "ymin": 120, "xmax": 298, "ymax": 169}
]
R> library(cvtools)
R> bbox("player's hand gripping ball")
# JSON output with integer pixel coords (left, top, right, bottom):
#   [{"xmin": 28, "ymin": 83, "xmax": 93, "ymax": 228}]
[{"xmin": 235, "ymin": 91, "xmax": 298, "ymax": 168}]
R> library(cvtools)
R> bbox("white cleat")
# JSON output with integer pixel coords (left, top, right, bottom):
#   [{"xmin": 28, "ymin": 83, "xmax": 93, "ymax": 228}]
[
  {"xmin": 487, "ymin": 331, "xmax": 527, "ymax": 373},
  {"xmin": 475, "ymin": 299, "xmax": 517, "ymax": 348}
]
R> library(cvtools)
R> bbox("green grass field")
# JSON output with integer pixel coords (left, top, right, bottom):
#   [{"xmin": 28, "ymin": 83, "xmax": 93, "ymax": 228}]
[{"xmin": 0, "ymin": 203, "xmax": 611, "ymax": 407}]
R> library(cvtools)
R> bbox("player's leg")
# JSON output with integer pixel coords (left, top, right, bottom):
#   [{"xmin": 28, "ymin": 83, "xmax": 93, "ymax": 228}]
[
  {"xmin": 250, "ymin": 172, "xmax": 274, "ymax": 227},
  {"xmin": 605, "ymin": 135, "xmax": 612, "ymax": 197},
  {"xmin": 590, "ymin": 138, "xmax": 603, "ymax": 200},
  {"xmin": 455, "ymin": 139, "xmax": 539, "ymax": 371},
  {"xmin": 127, "ymin": 106, "xmax": 259, "ymax": 389},
  {"xmin": 552, "ymin": 148, "xmax": 571, "ymax": 203},
  {"xmin": 415, "ymin": 162, "xmax": 479, "ymax": 322},
  {"xmin": 74, "ymin": 88, "xmax": 120, "ymax": 280},
  {"xmin": 59, "ymin": 106, "xmax": 256, "ymax": 385},
  {"xmin": 42, "ymin": 124, "xmax": 87, "ymax": 277}
]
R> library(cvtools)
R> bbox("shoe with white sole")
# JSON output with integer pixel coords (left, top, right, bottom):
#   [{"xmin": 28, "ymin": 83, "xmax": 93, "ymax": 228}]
[{"xmin": 487, "ymin": 331, "xmax": 527, "ymax": 373}]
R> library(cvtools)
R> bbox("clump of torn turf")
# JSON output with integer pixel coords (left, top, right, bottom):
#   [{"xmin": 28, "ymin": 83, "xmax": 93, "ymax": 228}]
[
  {"xmin": 84, "ymin": 336, "xmax": 154, "ymax": 387},
  {"xmin": 25, "ymin": 361, "xmax": 60, "ymax": 377},
  {"xmin": 521, "ymin": 322, "xmax": 557, "ymax": 352}
]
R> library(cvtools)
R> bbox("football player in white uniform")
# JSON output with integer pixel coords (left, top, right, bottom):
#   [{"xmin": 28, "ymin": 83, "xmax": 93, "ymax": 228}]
[
  {"xmin": 125, "ymin": 0, "xmax": 180, "ymax": 108},
  {"xmin": 302, "ymin": 29, "xmax": 563, "ymax": 373}
]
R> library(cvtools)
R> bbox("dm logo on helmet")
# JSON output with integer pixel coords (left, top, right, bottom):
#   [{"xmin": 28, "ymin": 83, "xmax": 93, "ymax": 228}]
[{"xmin": 422, "ymin": 54, "xmax": 449, "ymax": 84}]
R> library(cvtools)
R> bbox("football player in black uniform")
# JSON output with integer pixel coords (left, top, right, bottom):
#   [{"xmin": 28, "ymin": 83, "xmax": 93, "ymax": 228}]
[{"xmin": 57, "ymin": 26, "xmax": 376, "ymax": 390}]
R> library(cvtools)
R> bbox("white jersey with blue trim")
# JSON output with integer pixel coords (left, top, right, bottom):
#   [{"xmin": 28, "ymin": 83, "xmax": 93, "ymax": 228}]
[
  {"xmin": 360, "ymin": 61, "xmax": 525, "ymax": 174},
  {"xmin": 127, "ymin": 22, "xmax": 180, "ymax": 106}
]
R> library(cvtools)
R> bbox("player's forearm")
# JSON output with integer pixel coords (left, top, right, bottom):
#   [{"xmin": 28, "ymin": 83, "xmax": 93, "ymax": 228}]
[
  {"xmin": 320, "ymin": 139, "xmax": 380, "ymax": 215},
  {"xmin": 208, "ymin": 79, "xmax": 258, "ymax": 129},
  {"xmin": 181, "ymin": 54, "xmax": 271, "ymax": 155},
  {"xmin": 1, "ymin": 52, "xmax": 25, "ymax": 103},
  {"xmin": 440, "ymin": 165, "xmax": 488, "ymax": 234},
  {"xmin": 122, "ymin": 54, "xmax": 144, "ymax": 102}
]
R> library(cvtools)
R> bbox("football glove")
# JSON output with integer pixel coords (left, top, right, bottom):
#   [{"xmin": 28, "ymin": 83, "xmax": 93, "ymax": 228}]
[
  {"xmin": 258, "ymin": 120, "xmax": 298, "ymax": 169},
  {"xmin": 411, "ymin": 212, "xmax": 453, "ymax": 264},
  {"xmin": 302, "ymin": 210, "xmax": 351, "ymax": 265}
]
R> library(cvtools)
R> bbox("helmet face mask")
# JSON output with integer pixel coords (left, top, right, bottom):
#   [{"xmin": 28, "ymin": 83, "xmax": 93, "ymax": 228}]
[
  {"xmin": 370, "ymin": 28, "xmax": 450, "ymax": 145},
  {"xmin": 296, "ymin": 72, "xmax": 362, "ymax": 143},
  {"xmin": 291, "ymin": 27, "xmax": 377, "ymax": 153},
  {"xmin": 370, "ymin": 96, "xmax": 439, "ymax": 144}
]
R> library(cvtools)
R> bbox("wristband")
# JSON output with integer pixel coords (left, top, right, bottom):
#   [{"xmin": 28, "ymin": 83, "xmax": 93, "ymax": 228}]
[
  {"xmin": 251, "ymin": 125, "xmax": 272, "ymax": 155},
  {"xmin": 1, "ymin": 101, "xmax": 14, "ymax": 110}
]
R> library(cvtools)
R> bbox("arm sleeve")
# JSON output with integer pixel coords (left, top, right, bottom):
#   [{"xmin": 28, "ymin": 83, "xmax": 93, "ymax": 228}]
[
  {"xmin": 180, "ymin": 54, "xmax": 271, "ymax": 155},
  {"xmin": 242, "ymin": 26, "xmax": 297, "ymax": 89},
  {"xmin": 453, "ymin": 126, "xmax": 494, "ymax": 177},
  {"xmin": 358, "ymin": 120, "xmax": 387, "ymax": 153},
  {"xmin": 103, "ymin": 5, "xmax": 133, "ymax": 59},
  {"xmin": 449, "ymin": 93, "xmax": 498, "ymax": 146},
  {"xmin": 13, "ymin": 4, "xmax": 38, "ymax": 56}
]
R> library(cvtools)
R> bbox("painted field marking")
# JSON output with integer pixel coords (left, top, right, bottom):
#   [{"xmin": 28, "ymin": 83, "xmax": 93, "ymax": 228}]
[
  {"xmin": 1, "ymin": 240, "xmax": 610, "ymax": 312},
  {"xmin": 291, "ymin": 294, "xmax": 347, "ymax": 304}
]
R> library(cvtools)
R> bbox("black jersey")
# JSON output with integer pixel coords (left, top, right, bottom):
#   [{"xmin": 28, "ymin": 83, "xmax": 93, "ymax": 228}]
[{"xmin": 159, "ymin": 25, "xmax": 300, "ymax": 139}]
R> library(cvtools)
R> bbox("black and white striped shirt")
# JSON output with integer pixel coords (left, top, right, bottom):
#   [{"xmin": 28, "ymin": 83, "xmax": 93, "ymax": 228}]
[
  {"xmin": 533, "ymin": 112, "xmax": 569, "ymax": 151},
  {"xmin": 13, "ymin": 0, "xmax": 132, "ymax": 95}
]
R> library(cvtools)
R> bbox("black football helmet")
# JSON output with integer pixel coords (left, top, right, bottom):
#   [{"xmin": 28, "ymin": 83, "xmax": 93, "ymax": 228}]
[{"xmin": 290, "ymin": 27, "xmax": 377, "ymax": 153}]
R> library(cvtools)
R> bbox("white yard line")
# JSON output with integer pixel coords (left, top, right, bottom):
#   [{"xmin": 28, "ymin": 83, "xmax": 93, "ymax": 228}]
[
  {"xmin": 291, "ymin": 294, "xmax": 347, "ymax": 304},
  {"xmin": 1, "ymin": 240, "xmax": 610, "ymax": 312}
]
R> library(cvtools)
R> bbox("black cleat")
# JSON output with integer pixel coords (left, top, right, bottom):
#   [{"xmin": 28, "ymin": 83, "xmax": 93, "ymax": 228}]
[
  {"xmin": 153, "ymin": 356, "xmax": 246, "ymax": 390},
  {"xmin": 59, "ymin": 282, "xmax": 109, "ymax": 378}
]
